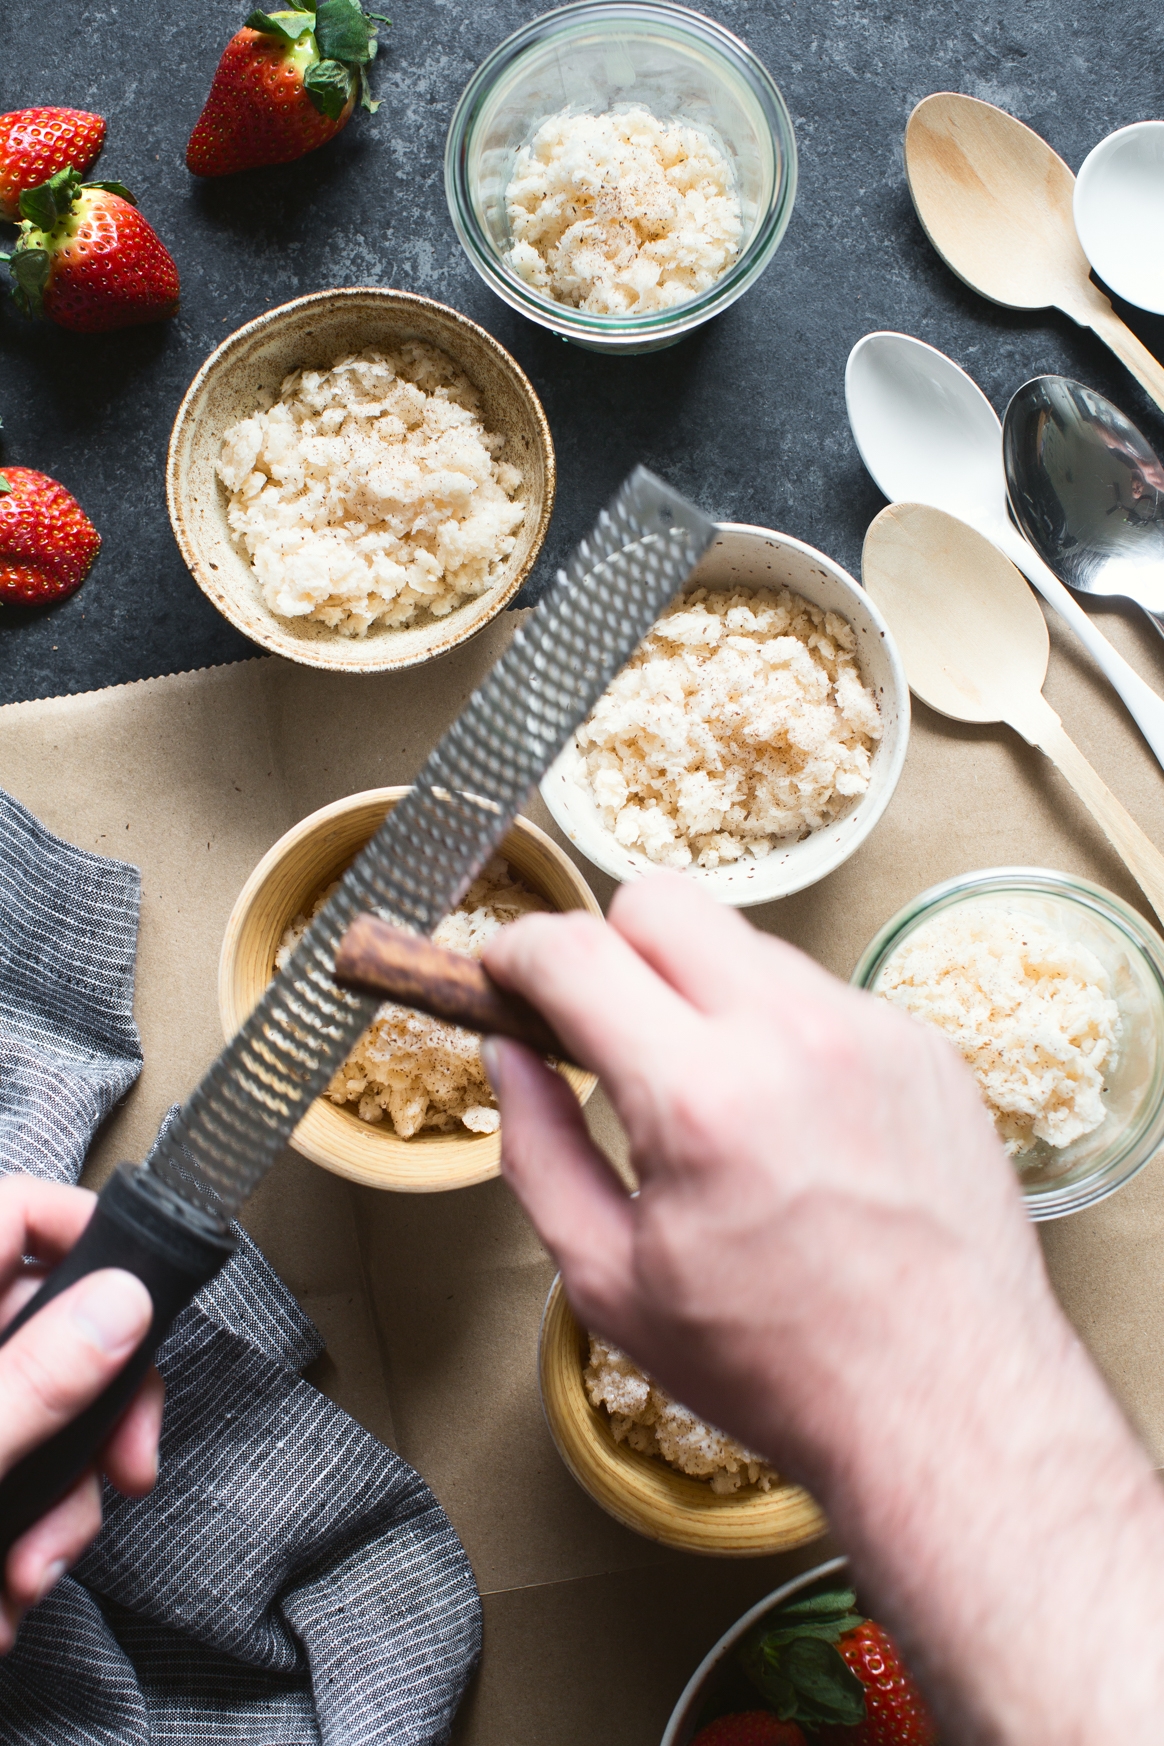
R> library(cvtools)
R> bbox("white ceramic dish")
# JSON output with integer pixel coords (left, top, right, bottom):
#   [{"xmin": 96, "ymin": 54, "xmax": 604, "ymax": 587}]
[
  {"xmin": 540, "ymin": 523, "xmax": 910, "ymax": 906},
  {"xmin": 1074, "ymin": 122, "xmax": 1164, "ymax": 317},
  {"xmin": 661, "ymin": 1556, "xmax": 849, "ymax": 1744}
]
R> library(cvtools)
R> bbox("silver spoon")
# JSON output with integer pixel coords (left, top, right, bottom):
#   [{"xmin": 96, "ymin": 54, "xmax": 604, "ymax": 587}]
[{"xmin": 1003, "ymin": 376, "xmax": 1164, "ymax": 639}]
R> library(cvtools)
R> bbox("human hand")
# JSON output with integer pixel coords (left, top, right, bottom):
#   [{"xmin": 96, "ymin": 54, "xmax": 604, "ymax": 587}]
[
  {"xmin": 482, "ymin": 873, "xmax": 1164, "ymax": 1745},
  {"xmin": 0, "ymin": 1178, "xmax": 162, "ymax": 1653},
  {"xmin": 482, "ymin": 871, "xmax": 1047, "ymax": 1475}
]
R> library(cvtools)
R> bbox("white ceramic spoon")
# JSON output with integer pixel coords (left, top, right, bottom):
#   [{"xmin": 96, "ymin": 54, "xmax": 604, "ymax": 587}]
[
  {"xmin": 1074, "ymin": 121, "xmax": 1164, "ymax": 318},
  {"xmin": 845, "ymin": 330, "xmax": 1164, "ymax": 774}
]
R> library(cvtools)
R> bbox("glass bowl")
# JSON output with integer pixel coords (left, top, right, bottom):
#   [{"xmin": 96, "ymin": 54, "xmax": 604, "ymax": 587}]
[
  {"xmin": 852, "ymin": 869, "xmax": 1164, "ymax": 1221},
  {"xmin": 444, "ymin": 0, "xmax": 797, "ymax": 354}
]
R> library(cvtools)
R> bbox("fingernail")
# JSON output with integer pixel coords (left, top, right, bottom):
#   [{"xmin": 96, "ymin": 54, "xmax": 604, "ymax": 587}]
[
  {"xmin": 481, "ymin": 1037, "xmax": 502, "ymax": 1097},
  {"xmin": 34, "ymin": 1559, "xmax": 67, "ymax": 1604},
  {"xmin": 69, "ymin": 1271, "xmax": 151, "ymax": 1356}
]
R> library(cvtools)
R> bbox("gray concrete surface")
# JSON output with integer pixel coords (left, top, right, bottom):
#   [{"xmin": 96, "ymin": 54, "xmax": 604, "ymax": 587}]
[{"xmin": 2, "ymin": 0, "xmax": 1162, "ymax": 705}]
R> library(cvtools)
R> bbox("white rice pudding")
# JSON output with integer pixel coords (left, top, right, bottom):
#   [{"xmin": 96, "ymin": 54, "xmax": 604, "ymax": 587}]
[
  {"xmin": 217, "ymin": 343, "xmax": 526, "ymax": 636},
  {"xmin": 584, "ymin": 1337, "xmax": 778, "ymax": 1495},
  {"xmin": 504, "ymin": 107, "xmax": 743, "ymax": 314},
  {"xmin": 875, "ymin": 902, "xmax": 1122, "ymax": 1156},
  {"xmin": 574, "ymin": 587, "xmax": 882, "ymax": 869}
]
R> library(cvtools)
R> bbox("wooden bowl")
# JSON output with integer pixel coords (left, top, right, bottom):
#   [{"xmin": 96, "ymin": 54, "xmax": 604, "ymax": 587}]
[
  {"xmin": 167, "ymin": 287, "xmax": 555, "ymax": 674},
  {"xmin": 538, "ymin": 1277, "xmax": 828, "ymax": 1555},
  {"xmin": 218, "ymin": 787, "xmax": 599, "ymax": 1191}
]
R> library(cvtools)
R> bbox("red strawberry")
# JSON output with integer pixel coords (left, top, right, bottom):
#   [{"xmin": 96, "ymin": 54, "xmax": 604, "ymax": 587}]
[
  {"xmin": 0, "ymin": 467, "xmax": 100, "ymax": 605},
  {"xmin": 3, "ymin": 167, "xmax": 179, "ymax": 332},
  {"xmin": 819, "ymin": 1623, "xmax": 938, "ymax": 1746},
  {"xmin": 692, "ymin": 1717, "xmax": 808, "ymax": 1746},
  {"xmin": 0, "ymin": 108, "xmax": 105, "ymax": 222},
  {"xmin": 186, "ymin": 2, "xmax": 388, "ymax": 177}
]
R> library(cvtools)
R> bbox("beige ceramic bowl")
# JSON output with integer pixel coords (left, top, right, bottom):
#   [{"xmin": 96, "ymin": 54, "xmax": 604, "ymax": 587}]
[
  {"xmin": 219, "ymin": 787, "xmax": 599, "ymax": 1191},
  {"xmin": 167, "ymin": 287, "xmax": 555, "ymax": 674},
  {"xmin": 539, "ymin": 1277, "xmax": 827, "ymax": 1555}
]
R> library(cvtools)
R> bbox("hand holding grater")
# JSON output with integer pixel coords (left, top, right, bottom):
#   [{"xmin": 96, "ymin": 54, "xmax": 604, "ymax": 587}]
[{"xmin": 0, "ymin": 467, "xmax": 715, "ymax": 1555}]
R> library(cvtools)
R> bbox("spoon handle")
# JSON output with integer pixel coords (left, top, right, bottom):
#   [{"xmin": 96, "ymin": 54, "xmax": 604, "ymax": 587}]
[
  {"xmin": 1013, "ymin": 697, "xmax": 1164, "ymax": 927},
  {"xmin": 991, "ymin": 520, "xmax": 1164, "ymax": 775},
  {"xmin": 1080, "ymin": 296, "xmax": 1164, "ymax": 420}
]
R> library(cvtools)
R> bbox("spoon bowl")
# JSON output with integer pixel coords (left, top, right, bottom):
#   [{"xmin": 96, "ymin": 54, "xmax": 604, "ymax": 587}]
[
  {"xmin": 905, "ymin": 92, "xmax": 1085, "ymax": 313},
  {"xmin": 1074, "ymin": 122, "xmax": 1164, "ymax": 318},
  {"xmin": 861, "ymin": 502, "xmax": 1049, "ymax": 725},
  {"xmin": 1004, "ymin": 375, "xmax": 1164, "ymax": 625},
  {"xmin": 846, "ymin": 330, "xmax": 1007, "ymax": 527}
]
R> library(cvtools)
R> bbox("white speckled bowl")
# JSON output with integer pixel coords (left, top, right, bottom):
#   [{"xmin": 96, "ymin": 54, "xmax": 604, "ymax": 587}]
[{"xmin": 540, "ymin": 523, "xmax": 910, "ymax": 906}]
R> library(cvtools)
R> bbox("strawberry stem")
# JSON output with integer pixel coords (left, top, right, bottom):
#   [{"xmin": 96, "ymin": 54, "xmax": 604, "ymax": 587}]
[{"xmin": 18, "ymin": 167, "xmax": 82, "ymax": 231}]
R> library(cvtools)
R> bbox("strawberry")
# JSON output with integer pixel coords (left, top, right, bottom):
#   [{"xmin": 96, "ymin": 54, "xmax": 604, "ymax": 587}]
[
  {"xmin": 2, "ymin": 167, "xmax": 179, "ymax": 332},
  {"xmin": 733, "ymin": 1588, "xmax": 939, "ymax": 1745},
  {"xmin": 818, "ymin": 1623, "xmax": 938, "ymax": 1746},
  {"xmin": 186, "ymin": 0, "xmax": 389, "ymax": 177},
  {"xmin": 0, "ymin": 467, "xmax": 100, "ymax": 605},
  {"xmin": 692, "ymin": 1716, "xmax": 808, "ymax": 1746},
  {"xmin": 0, "ymin": 108, "xmax": 105, "ymax": 222}
]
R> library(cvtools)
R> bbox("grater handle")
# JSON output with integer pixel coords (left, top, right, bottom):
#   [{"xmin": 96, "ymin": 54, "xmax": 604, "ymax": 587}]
[
  {"xmin": 0, "ymin": 1165, "xmax": 234, "ymax": 1559},
  {"xmin": 335, "ymin": 914, "xmax": 579, "ymax": 1064}
]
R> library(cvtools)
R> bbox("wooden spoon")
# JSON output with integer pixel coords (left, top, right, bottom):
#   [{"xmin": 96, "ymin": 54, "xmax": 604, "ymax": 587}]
[
  {"xmin": 862, "ymin": 501, "xmax": 1164, "ymax": 927},
  {"xmin": 904, "ymin": 93, "xmax": 1164, "ymax": 418}
]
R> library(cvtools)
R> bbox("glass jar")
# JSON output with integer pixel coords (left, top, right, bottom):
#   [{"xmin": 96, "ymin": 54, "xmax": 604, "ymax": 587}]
[
  {"xmin": 444, "ymin": 0, "xmax": 797, "ymax": 354},
  {"xmin": 852, "ymin": 868, "xmax": 1164, "ymax": 1221}
]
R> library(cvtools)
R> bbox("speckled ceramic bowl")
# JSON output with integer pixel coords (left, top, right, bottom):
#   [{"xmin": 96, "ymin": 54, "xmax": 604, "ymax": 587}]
[
  {"xmin": 540, "ymin": 523, "xmax": 910, "ymax": 905},
  {"xmin": 167, "ymin": 287, "xmax": 554, "ymax": 674}
]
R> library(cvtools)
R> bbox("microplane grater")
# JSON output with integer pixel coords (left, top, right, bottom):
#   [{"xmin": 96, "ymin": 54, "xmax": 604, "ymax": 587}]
[
  {"xmin": 149, "ymin": 466, "xmax": 713, "ymax": 1221},
  {"xmin": 0, "ymin": 465, "xmax": 715, "ymax": 1555}
]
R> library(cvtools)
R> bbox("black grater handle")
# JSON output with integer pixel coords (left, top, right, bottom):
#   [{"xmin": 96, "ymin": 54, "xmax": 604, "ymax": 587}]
[{"xmin": 0, "ymin": 1164, "xmax": 235, "ymax": 1560}]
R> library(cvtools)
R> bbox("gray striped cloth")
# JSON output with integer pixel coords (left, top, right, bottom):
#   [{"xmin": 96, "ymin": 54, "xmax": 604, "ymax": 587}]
[{"xmin": 0, "ymin": 789, "xmax": 482, "ymax": 1742}]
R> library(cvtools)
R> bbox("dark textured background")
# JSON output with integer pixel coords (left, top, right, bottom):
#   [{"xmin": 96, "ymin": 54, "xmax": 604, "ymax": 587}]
[{"xmin": 2, "ymin": 0, "xmax": 1163, "ymax": 706}]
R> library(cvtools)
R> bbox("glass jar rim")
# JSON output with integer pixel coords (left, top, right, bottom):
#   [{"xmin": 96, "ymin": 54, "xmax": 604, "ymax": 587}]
[
  {"xmin": 444, "ymin": 0, "xmax": 798, "ymax": 343},
  {"xmin": 851, "ymin": 867, "xmax": 1164, "ymax": 1221}
]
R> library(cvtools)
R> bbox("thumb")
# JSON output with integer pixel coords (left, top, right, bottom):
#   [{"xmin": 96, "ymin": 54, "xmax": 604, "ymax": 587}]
[{"xmin": 0, "ymin": 1270, "xmax": 153, "ymax": 1474}]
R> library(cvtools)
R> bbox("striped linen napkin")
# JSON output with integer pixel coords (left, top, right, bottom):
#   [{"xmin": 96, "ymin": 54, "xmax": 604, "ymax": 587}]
[{"xmin": 0, "ymin": 788, "xmax": 480, "ymax": 1744}]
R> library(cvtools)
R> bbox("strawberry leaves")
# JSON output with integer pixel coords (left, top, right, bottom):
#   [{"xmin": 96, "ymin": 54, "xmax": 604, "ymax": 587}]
[
  {"xmin": 737, "ymin": 1589, "xmax": 868, "ymax": 1731},
  {"xmin": 303, "ymin": 58, "xmax": 356, "ymax": 119},
  {"xmin": 314, "ymin": 0, "xmax": 377, "ymax": 62},
  {"xmin": 5, "ymin": 245, "xmax": 50, "ymax": 319},
  {"xmin": 244, "ymin": 10, "xmax": 316, "ymax": 43},
  {"xmin": 17, "ymin": 167, "xmax": 82, "ymax": 231},
  {"xmin": 16, "ymin": 170, "xmax": 133, "ymax": 233}
]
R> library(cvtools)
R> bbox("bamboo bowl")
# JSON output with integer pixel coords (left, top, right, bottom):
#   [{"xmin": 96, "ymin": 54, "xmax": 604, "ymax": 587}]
[
  {"xmin": 218, "ymin": 787, "xmax": 599, "ymax": 1192},
  {"xmin": 538, "ymin": 1277, "xmax": 827, "ymax": 1555},
  {"xmin": 167, "ymin": 287, "xmax": 555, "ymax": 674}
]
